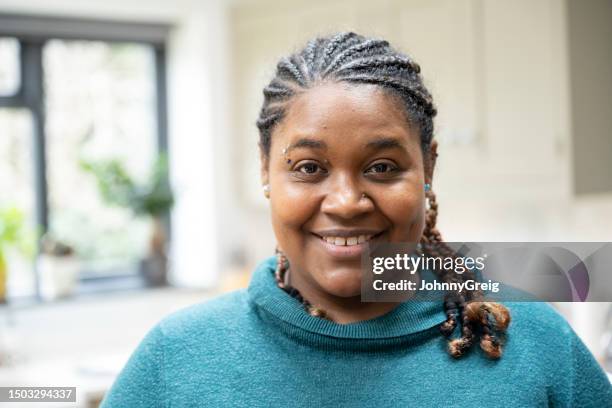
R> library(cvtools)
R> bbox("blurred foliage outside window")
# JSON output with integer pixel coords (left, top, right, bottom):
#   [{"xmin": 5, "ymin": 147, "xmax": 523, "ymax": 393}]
[
  {"xmin": 45, "ymin": 39, "xmax": 157, "ymax": 277},
  {"xmin": 0, "ymin": 37, "xmax": 160, "ymax": 300}
]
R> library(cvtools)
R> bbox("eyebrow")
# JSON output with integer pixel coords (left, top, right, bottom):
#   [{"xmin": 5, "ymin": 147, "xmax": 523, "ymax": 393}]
[
  {"xmin": 285, "ymin": 138, "xmax": 328, "ymax": 153},
  {"xmin": 365, "ymin": 137, "xmax": 409, "ymax": 153},
  {"xmin": 285, "ymin": 136, "xmax": 409, "ymax": 154}
]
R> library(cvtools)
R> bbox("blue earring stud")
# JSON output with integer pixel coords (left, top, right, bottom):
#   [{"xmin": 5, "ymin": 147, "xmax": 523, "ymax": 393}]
[{"xmin": 424, "ymin": 183, "xmax": 431, "ymax": 192}]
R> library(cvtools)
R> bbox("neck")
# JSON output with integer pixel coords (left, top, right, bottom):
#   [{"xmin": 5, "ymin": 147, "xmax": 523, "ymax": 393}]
[{"xmin": 286, "ymin": 267, "xmax": 402, "ymax": 324}]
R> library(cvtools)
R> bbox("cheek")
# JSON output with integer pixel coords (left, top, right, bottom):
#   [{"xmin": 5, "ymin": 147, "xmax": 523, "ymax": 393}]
[
  {"xmin": 376, "ymin": 182, "xmax": 425, "ymax": 241},
  {"xmin": 269, "ymin": 179, "xmax": 319, "ymax": 248}
]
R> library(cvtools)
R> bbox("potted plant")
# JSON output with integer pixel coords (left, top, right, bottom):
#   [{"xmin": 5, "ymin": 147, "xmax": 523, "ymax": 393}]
[
  {"xmin": 0, "ymin": 206, "xmax": 35, "ymax": 304},
  {"xmin": 37, "ymin": 234, "xmax": 79, "ymax": 300},
  {"xmin": 80, "ymin": 153, "xmax": 174, "ymax": 286}
]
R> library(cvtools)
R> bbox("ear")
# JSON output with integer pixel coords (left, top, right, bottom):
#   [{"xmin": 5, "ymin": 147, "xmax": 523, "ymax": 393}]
[{"xmin": 424, "ymin": 140, "xmax": 438, "ymax": 186}]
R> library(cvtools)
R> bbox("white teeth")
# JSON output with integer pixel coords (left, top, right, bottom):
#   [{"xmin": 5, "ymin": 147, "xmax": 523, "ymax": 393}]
[{"xmin": 321, "ymin": 234, "xmax": 376, "ymax": 246}]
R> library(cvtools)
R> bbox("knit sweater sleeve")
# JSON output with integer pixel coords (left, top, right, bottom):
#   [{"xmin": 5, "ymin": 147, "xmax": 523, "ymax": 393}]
[
  {"xmin": 99, "ymin": 324, "xmax": 165, "ymax": 408},
  {"xmin": 550, "ymin": 322, "xmax": 612, "ymax": 407}
]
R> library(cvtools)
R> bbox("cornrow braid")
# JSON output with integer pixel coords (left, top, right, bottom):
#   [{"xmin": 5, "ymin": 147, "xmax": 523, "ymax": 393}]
[
  {"xmin": 335, "ymin": 74, "xmax": 437, "ymax": 117},
  {"xmin": 274, "ymin": 248, "xmax": 328, "ymax": 319},
  {"xmin": 317, "ymin": 31, "xmax": 358, "ymax": 71},
  {"xmin": 421, "ymin": 190, "xmax": 511, "ymax": 359},
  {"xmin": 322, "ymin": 39, "xmax": 390, "ymax": 76},
  {"xmin": 276, "ymin": 56, "xmax": 308, "ymax": 87},
  {"xmin": 302, "ymin": 38, "xmax": 324, "ymax": 69},
  {"xmin": 335, "ymin": 55, "xmax": 417, "ymax": 75},
  {"xmin": 258, "ymin": 32, "xmax": 511, "ymax": 359}
]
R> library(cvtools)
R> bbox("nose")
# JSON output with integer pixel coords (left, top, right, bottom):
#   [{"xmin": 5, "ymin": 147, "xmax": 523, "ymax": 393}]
[{"xmin": 321, "ymin": 173, "xmax": 374, "ymax": 219}]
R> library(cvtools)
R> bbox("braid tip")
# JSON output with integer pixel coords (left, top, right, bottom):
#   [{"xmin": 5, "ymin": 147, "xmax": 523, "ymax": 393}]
[
  {"xmin": 480, "ymin": 334, "xmax": 503, "ymax": 359},
  {"xmin": 447, "ymin": 338, "xmax": 471, "ymax": 359},
  {"xmin": 439, "ymin": 319, "xmax": 456, "ymax": 337}
]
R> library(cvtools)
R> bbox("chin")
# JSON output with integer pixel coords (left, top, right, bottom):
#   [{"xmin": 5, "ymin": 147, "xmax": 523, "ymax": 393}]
[{"xmin": 317, "ymin": 268, "xmax": 363, "ymax": 298}]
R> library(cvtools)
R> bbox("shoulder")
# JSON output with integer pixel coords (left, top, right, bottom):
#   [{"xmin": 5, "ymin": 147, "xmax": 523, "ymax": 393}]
[
  {"xmin": 500, "ymin": 301, "xmax": 576, "ymax": 351},
  {"xmin": 499, "ymin": 301, "xmax": 596, "ymax": 373},
  {"xmin": 502, "ymin": 301, "xmax": 571, "ymax": 333},
  {"xmin": 501, "ymin": 302, "xmax": 612, "ymax": 403},
  {"xmin": 493, "ymin": 301, "xmax": 574, "ymax": 364}
]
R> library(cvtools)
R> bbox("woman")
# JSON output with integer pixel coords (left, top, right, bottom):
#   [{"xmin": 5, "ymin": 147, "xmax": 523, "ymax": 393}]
[{"xmin": 101, "ymin": 32, "xmax": 612, "ymax": 407}]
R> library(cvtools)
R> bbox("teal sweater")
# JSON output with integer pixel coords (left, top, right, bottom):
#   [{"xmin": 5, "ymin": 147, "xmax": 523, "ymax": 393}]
[{"xmin": 101, "ymin": 256, "xmax": 612, "ymax": 407}]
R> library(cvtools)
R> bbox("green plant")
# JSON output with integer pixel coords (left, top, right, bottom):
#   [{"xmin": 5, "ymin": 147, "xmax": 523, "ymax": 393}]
[
  {"xmin": 80, "ymin": 153, "xmax": 174, "ymax": 217},
  {"xmin": 0, "ymin": 206, "xmax": 36, "ymax": 258},
  {"xmin": 0, "ymin": 206, "xmax": 36, "ymax": 301}
]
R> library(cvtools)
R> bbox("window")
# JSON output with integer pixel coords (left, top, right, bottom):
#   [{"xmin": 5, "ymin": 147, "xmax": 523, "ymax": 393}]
[
  {"xmin": 0, "ymin": 15, "xmax": 170, "ymax": 301},
  {"xmin": 45, "ymin": 40, "xmax": 156, "ymax": 278},
  {"xmin": 0, "ymin": 37, "xmax": 20, "ymax": 96}
]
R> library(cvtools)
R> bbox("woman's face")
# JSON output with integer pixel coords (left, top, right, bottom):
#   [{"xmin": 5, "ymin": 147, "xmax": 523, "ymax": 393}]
[{"xmin": 262, "ymin": 82, "xmax": 435, "ymax": 298}]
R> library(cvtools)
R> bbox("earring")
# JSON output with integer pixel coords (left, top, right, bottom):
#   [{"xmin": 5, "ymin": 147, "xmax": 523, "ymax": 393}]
[
  {"xmin": 262, "ymin": 184, "xmax": 270, "ymax": 198},
  {"xmin": 424, "ymin": 185, "xmax": 432, "ymax": 210}
]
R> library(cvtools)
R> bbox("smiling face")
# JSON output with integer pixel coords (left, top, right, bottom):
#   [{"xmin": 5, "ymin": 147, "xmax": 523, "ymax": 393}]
[{"xmin": 261, "ymin": 82, "xmax": 436, "ymax": 301}]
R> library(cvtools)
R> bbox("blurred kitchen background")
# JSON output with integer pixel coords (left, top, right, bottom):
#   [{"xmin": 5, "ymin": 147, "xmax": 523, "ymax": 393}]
[{"xmin": 0, "ymin": 0, "xmax": 611, "ymax": 405}]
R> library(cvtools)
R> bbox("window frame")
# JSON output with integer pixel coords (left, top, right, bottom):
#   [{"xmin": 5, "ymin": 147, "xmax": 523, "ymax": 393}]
[{"xmin": 0, "ymin": 14, "xmax": 172, "ymax": 300}]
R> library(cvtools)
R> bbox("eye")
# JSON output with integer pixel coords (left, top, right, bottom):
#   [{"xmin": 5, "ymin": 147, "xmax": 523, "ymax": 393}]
[
  {"xmin": 298, "ymin": 162, "xmax": 321, "ymax": 174},
  {"xmin": 365, "ymin": 161, "xmax": 398, "ymax": 174},
  {"xmin": 292, "ymin": 161, "xmax": 328, "ymax": 180}
]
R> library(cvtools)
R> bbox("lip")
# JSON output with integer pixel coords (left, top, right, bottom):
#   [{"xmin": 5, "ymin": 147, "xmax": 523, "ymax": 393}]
[
  {"xmin": 311, "ymin": 230, "xmax": 386, "ymax": 260},
  {"xmin": 312, "ymin": 228, "xmax": 384, "ymax": 238}
]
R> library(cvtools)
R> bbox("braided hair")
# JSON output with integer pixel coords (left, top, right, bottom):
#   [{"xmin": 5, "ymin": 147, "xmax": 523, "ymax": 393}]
[{"xmin": 256, "ymin": 32, "xmax": 511, "ymax": 359}]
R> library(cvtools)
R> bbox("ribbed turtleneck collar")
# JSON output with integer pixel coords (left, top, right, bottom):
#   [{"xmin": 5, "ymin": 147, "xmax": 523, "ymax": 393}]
[{"xmin": 247, "ymin": 256, "xmax": 448, "ymax": 351}]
